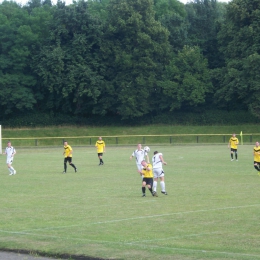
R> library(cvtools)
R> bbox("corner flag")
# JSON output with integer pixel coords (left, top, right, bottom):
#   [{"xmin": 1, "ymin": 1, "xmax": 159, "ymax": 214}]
[{"xmin": 240, "ymin": 131, "xmax": 243, "ymax": 145}]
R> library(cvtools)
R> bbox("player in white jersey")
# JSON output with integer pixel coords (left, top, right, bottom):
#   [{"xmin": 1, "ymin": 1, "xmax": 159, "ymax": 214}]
[
  {"xmin": 130, "ymin": 143, "xmax": 149, "ymax": 171},
  {"xmin": 152, "ymin": 151, "xmax": 167, "ymax": 195},
  {"xmin": 3, "ymin": 141, "xmax": 17, "ymax": 176}
]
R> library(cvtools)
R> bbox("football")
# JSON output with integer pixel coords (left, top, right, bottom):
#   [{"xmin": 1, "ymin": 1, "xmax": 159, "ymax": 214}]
[{"xmin": 144, "ymin": 146, "xmax": 150, "ymax": 153}]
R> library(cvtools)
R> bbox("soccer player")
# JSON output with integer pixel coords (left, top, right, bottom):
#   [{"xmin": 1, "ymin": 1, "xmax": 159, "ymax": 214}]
[
  {"xmin": 130, "ymin": 143, "xmax": 149, "ymax": 172},
  {"xmin": 253, "ymin": 141, "xmax": 260, "ymax": 174},
  {"xmin": 152, "ymin": 151, "xmax": 168, "ymax": 195},
  {"xmin": 138, "ymin": 160, "xmax": 157, "ymax": 197},
  {"xmin": 3, "ymin": 141, "xmax": 16, "ymax": 176},
  {"xmin": 228, "ymin": 133, "xmax": 239, "ymax": 161},
  {"xmin": 63, "ymin": 141, "xmax": 77, "ymax": 173},
  {"xmin": 95, "ymin": 136, "xmax": 106, "ymax": 165}
]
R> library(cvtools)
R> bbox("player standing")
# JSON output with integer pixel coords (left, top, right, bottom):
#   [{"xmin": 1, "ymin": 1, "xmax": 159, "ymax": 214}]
[
  {"xmin": 253, "ymin": 141, "xmax": 260, "ymax": 174},
  {"xmin": 130, "ymin": 143, "xmax": 149, "ymax": 172},
  {"xmin": 3, "ymin": 141, "xmax": 17, "ymax": 176},
  {"xmin": 138, "ymin": 160, "xmax": 157, "ymax": 197},
  {"xmin": 152, "ymin": 151, "xmax": 167, "ymax": 195},
  {"xmin": 95, "ymin": 136, "xmax": 106, "ymax": 166},
  {"xmin": 63, "ymin": 141, "xmax": 77, "ymax": 173},
  {"xmin": 228, "ymin": 133, "xmax": 239, "ymax": 161}
]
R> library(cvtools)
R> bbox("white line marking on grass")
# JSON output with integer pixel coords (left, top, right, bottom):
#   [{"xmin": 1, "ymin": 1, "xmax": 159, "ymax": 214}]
[
  {"xmin": 126, "ymin": 231, "xmax": 220, "ymax": 244},
  {"xmin": 0, "ymin": 230, "xmax": 260, "ymax": 258},
  {"xmin": 13, "ymin": 203, "xmax": 260, "ymax": 232}
]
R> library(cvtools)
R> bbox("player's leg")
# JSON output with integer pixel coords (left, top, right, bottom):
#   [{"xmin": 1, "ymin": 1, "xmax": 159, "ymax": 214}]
[
  {"xmin": 230, "ymin": 149, "xmax": 234, "ymax": 161},
  {"xmin": 254, "ymin": 162, "xmax": 260, "ymax": 172},
  {"xmin": 235, "ymin": 149, "xmax": 238, "ymax": 160},
  {"xmin": 153, "ymin": 177, "xmax": 158, "ymax": 192},
  {"xmin": 68, "ymin": 158, "xmax": 77, "ymax": 172},
  {"xmin": 63, "ymin": 158, "xmax": 67, "ymax": 173},
  {"xmin": 7, "ymin": 164, "xmax": 13, "ymax": 175},
  {"xmin": 7, "ymin": 159, "xmax": 15, "ymax": 175},
  {"xmin": 160, "ymin": 176, "xmax": 167, "ymax": 195},
  {"xmin": 98, "ymin": 153, "xmax": 103, "ymax": 165},
  {"xmin": 142, "ymin": 180, "xmax": 147, "ymax": 196}
]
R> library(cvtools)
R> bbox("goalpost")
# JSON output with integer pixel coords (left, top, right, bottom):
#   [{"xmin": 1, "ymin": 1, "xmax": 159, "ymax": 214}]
[{"xmin": 0, "ymin": 125, "xmax": 2, "ymax": 154}]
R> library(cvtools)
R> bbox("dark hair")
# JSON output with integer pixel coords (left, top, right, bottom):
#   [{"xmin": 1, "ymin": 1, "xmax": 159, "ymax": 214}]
[{"xmin": 154, "ymin": 151, "xmax": 158, "ymax": 155}]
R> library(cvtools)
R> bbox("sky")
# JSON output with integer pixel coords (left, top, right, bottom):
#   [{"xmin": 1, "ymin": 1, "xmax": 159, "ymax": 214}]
[{"xmin": 2, "ymin": 0, "xmax": 230, "ymax": 6}]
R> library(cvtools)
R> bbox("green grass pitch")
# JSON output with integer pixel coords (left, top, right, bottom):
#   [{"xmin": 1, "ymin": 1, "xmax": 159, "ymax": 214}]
[{"xmin": 1, "ymin": 145, "xmax": 260, "ymax": 260}]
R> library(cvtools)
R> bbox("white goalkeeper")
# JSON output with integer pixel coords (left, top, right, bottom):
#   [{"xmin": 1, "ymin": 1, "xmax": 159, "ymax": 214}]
[
  {"xmin": 152, "ymin": 151, "xmax": 167, "ymax": 195},
  {"xmin": 3, "ymin": 141, "xmax": 17, "ymax": 176}
]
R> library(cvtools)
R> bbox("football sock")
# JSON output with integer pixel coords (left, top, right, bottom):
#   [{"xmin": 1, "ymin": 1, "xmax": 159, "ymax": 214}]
[
  {"xmin": 70, "ymin": 163, "xmax": 76, "ymax": 169},
  {"xmin": 153, "ymin": 181, "xmax": 157, "ymax": 192},
  {"xmin": 231, "ymin": 154, "xmax": 233, "ymax": 159},
  {"xmin": 254, "ymin": 165, "xmax": 260, "ymax": 171},
  {"xmin": 64, "ymin": 163, "xmax": 67, "ymax": 172},
  {"xmin": 8, "ymin": 168, "xmax": 12, "ymax": 173},
  {"xmin": 235, "ymin": 153, "xmax": 237, "ymax": 159},
  {"xmin": 10, "ymin": 166, "xmax": 15, "ymax": 173},
  {"xmin": 142, "ymin": 187, "xmax": 145, "ymax": 194},
  {"xmin": 149, "ymin": 188, "xmax": 153, "ymax": 194},
  {"xmin": 160, "ymin": 181, "xmax": 166, "ymax": 192}
]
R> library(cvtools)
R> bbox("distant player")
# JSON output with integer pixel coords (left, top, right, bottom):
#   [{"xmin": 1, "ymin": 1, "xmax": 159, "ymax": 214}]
[
  {"xmin": 152, "ymin": 151, "xmax": 167, "ymax": 195},
  {"xmin": 63, "ymin": 141, "xmax": 77, "ymax": 173},
  {"xmin": 138, "ymin": 160, "xmax": 157, "ymax": 197},
  {"xmin": 130, "ymin": 143, "xmax": 149, "ymax": 172},
  {"xmin": 228, "ymin": 133, "xmax": 239, "ymax": 161},
  {"xmin": 253, "ymin": 141, "xmax": 260, "ymax": 174},
  {"xmin": 3, "ymin": 141, "xmax": 17, "ymax": 176},
  {"xmin": 95, "ymin": 136, "xmax": 106, "ymax": 165}
]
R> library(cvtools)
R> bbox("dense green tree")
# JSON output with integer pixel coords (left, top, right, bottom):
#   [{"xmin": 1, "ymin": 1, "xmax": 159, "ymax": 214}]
[
  {"xmin": 153, "ymin": 0, "xmax": 188, "ymax": 52},
  {"xmin": 159, "ymin": 46, "xmax": 213, "ymax": 111},
  {"xmin": 98, "ymin": 0, "xmax": 171, "ymax": 119},
  {"xmin": 185, "ymin": 0, "xmax": 225, "ymax": 69},
  {"xmin": 35, "ymin": 0, "xmax": 104, "ymax": 115},
  {"xmin": 0, "ymin": 1, "xmax": 51, "ymax": 116},
  {"xmin": 216, "ymin": 0, "xmax": 260, "ymax": 117}
]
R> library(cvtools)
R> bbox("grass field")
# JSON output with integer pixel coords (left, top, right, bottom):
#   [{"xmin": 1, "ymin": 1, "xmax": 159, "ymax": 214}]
[{"xmin": 1, "ymin": 144, "xmax": 260, "ymax": 260}]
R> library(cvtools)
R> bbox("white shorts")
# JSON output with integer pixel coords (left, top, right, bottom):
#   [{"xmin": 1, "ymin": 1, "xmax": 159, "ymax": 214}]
[
  {"xmin": 136, "ymin": 163, "xmax": 143, "ymax": 171},
  {"xmin": 153, "ymin": 168, "xmax": 164, "ymax": 178},
  {"xmin": 6, "ymin": 157, "xmax": 13, "ymax": 165}
]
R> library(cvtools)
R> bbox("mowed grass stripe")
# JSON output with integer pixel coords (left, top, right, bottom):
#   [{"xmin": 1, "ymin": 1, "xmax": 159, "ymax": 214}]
[{"xmin": 1, "ymin": 145, "xmax": 260, "ymax": 260}]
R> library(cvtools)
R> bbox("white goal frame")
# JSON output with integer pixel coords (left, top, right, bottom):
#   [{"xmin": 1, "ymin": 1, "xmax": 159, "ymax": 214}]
[{"xmin": 0, "ymin": 125, "xmax": 2, "ymax": 154}]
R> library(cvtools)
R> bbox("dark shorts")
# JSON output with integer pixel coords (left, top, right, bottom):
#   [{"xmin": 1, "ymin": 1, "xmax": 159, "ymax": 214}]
[
  {"xmin": 98, "ymin": 153, "xmax": 103, "ymax": 156},
  {"xmin": 64, "ymin": 157, "xmax": 72, "ymax": 163},
  {"xmin": 142, "ymin": 177, "xmax": 153, "ymax": 187},
  {"xmin": 231, "ymin": 148, "xmax": 237, "ymax": 152}
]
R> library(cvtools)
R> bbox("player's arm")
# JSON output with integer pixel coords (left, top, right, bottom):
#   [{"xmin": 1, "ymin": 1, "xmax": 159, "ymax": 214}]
[
  {"xmin": 12, "ymin": 150, "xmax": 16, "ymax": 156},
  {"xmin": 103, "ymin": 144, "xmax": 106, "ymax": 153},
  {"xmin": 159, "ymin": 155, "xmax": 167, "ymax": 165},
  {"xmin": 146, "ymin": 153, "xmax": 150, "ymax": 163},
  {"xmin": 137, "ymin": 169, "xmax": 143, "ymax": 176}
]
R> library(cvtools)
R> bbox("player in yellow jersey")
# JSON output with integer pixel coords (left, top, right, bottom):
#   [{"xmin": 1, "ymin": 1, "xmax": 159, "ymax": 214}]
[
  {"xmin": 253, "ymin": 142, "xmax": 260, "ymax": 174},
  {"xmin": 228, "ymin": 133, "xmax": 239, "ymax": 161},
  {"xmin": 63, "ymin": 141, "xmax": 77, "ymax": 173},
  {"xmin": 95, "ymin": 136, "xmax": 106, "ymax": 166},
  {"xmin": 138, "ymin": 160, "xmax": 158, "ymax": 197}
]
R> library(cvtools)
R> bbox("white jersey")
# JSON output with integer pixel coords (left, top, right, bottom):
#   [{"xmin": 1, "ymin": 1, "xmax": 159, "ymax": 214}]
[
  {"xmin": 5, "ymin": 146, "xmax": 16, "ymax": 158},
  {"xmin": 132, "ymin": 149, "xmax": 147, "ymax": 164},
  {"xmin": 5, "ymin": 146, "xmax": 16, "ymax": 164},
  {"xmin": 152, "ymin": 153, "xmax": 163, "ymax": 169}
]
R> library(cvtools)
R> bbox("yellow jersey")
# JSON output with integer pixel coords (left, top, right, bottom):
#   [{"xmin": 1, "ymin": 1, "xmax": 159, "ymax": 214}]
[
  {"xmin": 254, "ymin": 146, "xmax": 260, "ymax": 162},
  {"xmin": 229, "ymin": 137, "xmax": 239, "ymax": 149},
  {"xmin": 64, "ymin": 145, "xmax": 73, "ymax": 157},
  {"xmin": 141, "ymin": 163, "xmax": 153, "ymax": 178},
  {"xmin": 95, "ymin": 140, "xmax": 105, "ymax": 153}
]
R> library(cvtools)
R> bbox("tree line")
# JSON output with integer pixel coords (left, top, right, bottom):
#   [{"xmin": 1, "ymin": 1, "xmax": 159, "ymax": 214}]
[{"xmin": 0, "ymin": 0, "xmax": 259, "ymax": 124}]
